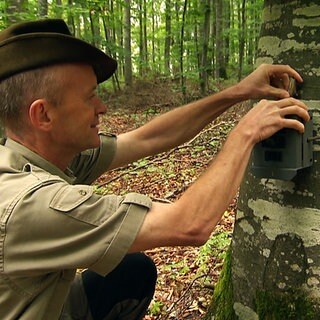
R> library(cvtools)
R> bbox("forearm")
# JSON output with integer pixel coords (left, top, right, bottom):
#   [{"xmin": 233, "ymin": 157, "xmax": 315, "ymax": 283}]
[
  {"xmin": 134, "ymin": 84, "xmax": 248, "ymax": 151},
  {"xmin": 130, "ymin": 125, "xmax": 255, "ymax": 251},
  {"xmin": 174, "ymin": 124, "xmax": 254, "ymax": 240},
  {"xmin": 112, "ymin": 83, "xmax": 249, "ymax": 170}
]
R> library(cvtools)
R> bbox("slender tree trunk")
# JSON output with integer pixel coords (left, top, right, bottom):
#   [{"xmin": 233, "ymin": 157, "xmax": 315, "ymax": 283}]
[
  {"xmin": 138, "ymin": 0, "xmax": 144, "ymax": 76},
  {"xmin": 89, "ymin": 7, "xmax": 101, "ymax": 48},
  {"xmin": 238, "ymin": 0, "xmax": 246, "ymax": 80},
  {"xmin": 206, "ymin": 1, "xmax": 320, "ymax": 319},
  {"xmin": 143, "ymin": 0, "xmax": 148, "ymax": 71},
  {"xmin": 199, "ymin": 0, "xmax": 211, "ymax": 95},
  {"xmin": 101, "ymin": 7, "xmax": 120, "ymax": 92},
  {"xmin": 123, "ymin": 0, "xmax": 132, "ymax": 87},
  {"xmin": 151, "ymin": 1, "xmax": 156, "ymax": 66},
  {"xmin": 215, "ymin": 0, "xmax": 226, "ymax": 80},
  {"xmin": 67, "ymin": 0, "xmax": 75, "ymax": 35},
  {"xmin": 224, "ymin": 0, "xmax": 230, "ymax": 68},
  {"xmin": 180, "ymin": 0, "xmax": 188, "ymax": 98},
  {"xmin": 164, "ymin": 0, "xmax": 172, "ymax": 75},
  {"xmin": 38, "ymin": 0, "xmax": 48, "ymax": 17}
]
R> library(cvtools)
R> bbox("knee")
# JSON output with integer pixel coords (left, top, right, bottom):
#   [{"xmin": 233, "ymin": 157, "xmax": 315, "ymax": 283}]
[{"xmin": 129, "ymin": 253, "xmax": 157, "ymax": 288}]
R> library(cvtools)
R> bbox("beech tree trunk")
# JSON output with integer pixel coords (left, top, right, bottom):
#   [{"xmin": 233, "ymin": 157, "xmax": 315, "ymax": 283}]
[
  {"xmin": 123, "ymin": 0, "xmax": 132, "ymax": 87},
  {"xmin": 207, "ymin": 1, "xmax": 320, "ymax": 319}
]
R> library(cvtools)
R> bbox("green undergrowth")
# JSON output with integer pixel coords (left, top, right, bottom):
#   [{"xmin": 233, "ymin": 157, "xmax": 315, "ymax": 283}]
[{"xmin": 195, "ymin": 231, "xmax": 231, "ymax": 276}]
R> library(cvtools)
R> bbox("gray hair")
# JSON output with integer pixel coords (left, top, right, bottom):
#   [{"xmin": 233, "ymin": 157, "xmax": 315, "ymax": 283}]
[{"xmin": 0, "ymin": 65, "xmax": 64, "ymax": 134}]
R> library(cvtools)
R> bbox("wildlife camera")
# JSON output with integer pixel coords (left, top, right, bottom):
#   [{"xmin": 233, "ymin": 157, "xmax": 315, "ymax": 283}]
[{"xmin": 251, "ymin": 79, "xmax": 314, "ymax": 181}]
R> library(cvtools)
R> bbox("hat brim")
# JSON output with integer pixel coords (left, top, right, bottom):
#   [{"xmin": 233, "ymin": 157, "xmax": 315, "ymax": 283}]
[{"xmin": 0, "ymin": 32, "xmax": 117, "ymax": 83}]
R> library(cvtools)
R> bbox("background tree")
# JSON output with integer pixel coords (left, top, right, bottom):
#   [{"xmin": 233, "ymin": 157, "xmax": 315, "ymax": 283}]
[
  {"xmin": 238, "ymin": 0, "xmax": 246, "ymax": 80},
  {"xmin": 38, "ymin": 0, "xmax": 48, "ymax": 17},
  {"xmin": 179, "ymin": 0, "xmax": 188, "ymax": 97},
  {"xmin": 123, "ymin": 0, "xmax": 133, "ymax": 86},
  {"xmin": 215, "ymin": 0, "xmax": 226, "ymax": 80},
  {"xmin": 207, "ymin": 1, "xmax": 320, "ymax": 319},
  {"xmin": 164, "ymin": 0, "xmax": 172, "ymax": 75},
  {"xmin": 199, "ymin": 0, "xmax": 211, "ymax": 95}
]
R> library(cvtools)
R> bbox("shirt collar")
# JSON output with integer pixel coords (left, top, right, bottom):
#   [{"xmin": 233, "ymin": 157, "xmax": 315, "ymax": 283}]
[{"xmin": 4, "ymin": 138, "xmax": 76, "ymax": 184}]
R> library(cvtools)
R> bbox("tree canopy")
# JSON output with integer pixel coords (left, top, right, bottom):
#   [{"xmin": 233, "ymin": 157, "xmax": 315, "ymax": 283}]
[{"xmin": 1, "ymin": 0, "xmax": 264, "ymax": 92}]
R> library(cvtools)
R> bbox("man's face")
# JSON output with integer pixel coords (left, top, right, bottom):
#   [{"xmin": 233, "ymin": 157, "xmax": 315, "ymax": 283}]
[{"xmin": 48, "ymin": 63, "xmax": 107, "ymax": 155}]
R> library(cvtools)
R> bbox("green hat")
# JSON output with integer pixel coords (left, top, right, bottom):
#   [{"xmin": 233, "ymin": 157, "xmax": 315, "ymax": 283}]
[{"xmin": 0, "ymin": 19, "xmax": 117, "ymax": 83}]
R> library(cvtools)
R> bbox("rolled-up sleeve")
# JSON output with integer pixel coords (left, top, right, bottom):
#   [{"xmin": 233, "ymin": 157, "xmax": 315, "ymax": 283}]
[
  {"xmin": 91, "ymin": 193, "xmax": 152, "ymax": 275},
  {"xmin": 71, "ymin": 133, "xmax": 117, "ymax": 184}
]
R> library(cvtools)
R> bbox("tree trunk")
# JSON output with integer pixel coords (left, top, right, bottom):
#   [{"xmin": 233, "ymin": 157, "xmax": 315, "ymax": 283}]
[
  {"xmin": 123, "ymin": 0, "xmax": 132, "ymax": 87},
  {"xmin": 164, "ymin": 0, "xmax": 172, "ymax": 75},
  {"xmin": 180, "ymin": 0, "xmax": 188, "ymax": 98},
  {"xmin": 215, "ymin": 0, "xmax": 227, "ymax": 80},
  {"xmin": 138, "ymin": 0, "xmax": 144, "ymax": 76},
  {"xmin": 206, "ymin": 1, "xmax": 320, "ymax": 319},
  {"xmin": 238, "ymin": 0, "xmax": 246, "ymax": 81},
  {"xmin": 38, "ymin": 0, "xmax": 48, "ymax": 17},
  {"xmin": 199, "ymin": 0, "xmax": 211, "ymax": 95}
]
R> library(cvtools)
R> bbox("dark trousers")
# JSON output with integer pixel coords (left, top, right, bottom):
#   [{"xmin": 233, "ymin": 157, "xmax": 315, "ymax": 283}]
[{"xmin": 82, "ymin": 253, "xmax": 157, "ymax": 320}]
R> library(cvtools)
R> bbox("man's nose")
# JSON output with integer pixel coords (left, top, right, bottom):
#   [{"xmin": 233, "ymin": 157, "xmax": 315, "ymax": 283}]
[{"xmin": 97, "ymin": 101, "xmax": 107, "ymax": 115}]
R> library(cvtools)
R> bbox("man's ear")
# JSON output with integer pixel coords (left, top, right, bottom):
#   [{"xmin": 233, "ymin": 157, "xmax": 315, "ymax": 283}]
[{"xmin": 28, "ymin": 99, "xmax": 52, "ymax": 131}]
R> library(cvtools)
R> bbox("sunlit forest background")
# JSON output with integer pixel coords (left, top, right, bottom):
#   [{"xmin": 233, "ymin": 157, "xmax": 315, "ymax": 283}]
[{"xmin": 1, "ymin": 0, "xmax": 264, "ymax": 94}]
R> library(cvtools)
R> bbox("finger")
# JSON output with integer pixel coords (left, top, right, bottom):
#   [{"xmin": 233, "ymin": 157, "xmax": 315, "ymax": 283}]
[
  {"xmin": 282, "ymin": 118, "xmax": 305, "ymax": 133},
  {"xmin": 276, "ymin": 97, "xmax": 308, "ymax": 110},
  {"xmin": 265, "ymin": 86, "xmax": 290, "ymax": 99},
  {"xmin": 269, "ymin": 65, "xmax": 303, "ymax": 83},
  {"xmin": 280, "ymin": 106, "xmax": 310, "ymax": 122}
]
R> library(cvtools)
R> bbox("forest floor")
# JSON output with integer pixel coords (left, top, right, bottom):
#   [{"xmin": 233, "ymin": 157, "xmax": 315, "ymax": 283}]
[{"xmin": 94, "ymin": 79, "xmax": 250, "ymax": 319}]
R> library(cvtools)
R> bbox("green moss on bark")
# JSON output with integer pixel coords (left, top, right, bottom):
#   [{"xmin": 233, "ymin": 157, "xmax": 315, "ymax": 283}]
[
  {"xmin": 255, "ymin": 289, "xmax": 316, "ymax": 320},
  {"xmin": 206, "ymin": 246, "xmax": 236, "ymax": 320}
]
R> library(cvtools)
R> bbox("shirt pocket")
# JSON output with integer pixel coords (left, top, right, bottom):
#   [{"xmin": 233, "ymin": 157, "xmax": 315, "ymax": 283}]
[{"xmin": 49, "ymin": 185, "xmax": 93, "ymax": 212}]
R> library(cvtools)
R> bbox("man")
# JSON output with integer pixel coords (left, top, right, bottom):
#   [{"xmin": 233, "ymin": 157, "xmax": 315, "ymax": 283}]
[{"xmin": 0, "ymin": 19, "xmax": 309, "ymax": 320}]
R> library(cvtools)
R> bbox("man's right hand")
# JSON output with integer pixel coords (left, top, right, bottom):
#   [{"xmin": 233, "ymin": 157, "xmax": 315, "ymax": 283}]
[{"xmin": 235, "ymin": 97, "xmax": 310, "ymax": 145}]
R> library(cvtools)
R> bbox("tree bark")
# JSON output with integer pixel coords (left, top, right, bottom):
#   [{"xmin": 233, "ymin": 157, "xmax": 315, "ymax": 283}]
[
  {"xmin": 164, "ymin": 0, "xmax": 172, "ymax": 75},
  {"xmin": 123, "ymin": 0, "xmax": 133, "ymax": 87},
  {"xmin": 215, "ymin": 0, "xmax": 227, "ymax": 80},
  {"xmin": 38, "ymin": 0, "xmax": 48, "ymax": 17},
  {"xmin": 238, "ymin": 0, "xmax": 246, "ymax": 80},
  {"xmin": 199, "ymin": 0, "xmax": 211, "ymax": 95},
  {"xmin": 207, "ymin": 1, "xmax": 320, "ymax": 319},
  {"xmin": 180, "ymin": 0, "xmax": 188, "ymax": 97}
]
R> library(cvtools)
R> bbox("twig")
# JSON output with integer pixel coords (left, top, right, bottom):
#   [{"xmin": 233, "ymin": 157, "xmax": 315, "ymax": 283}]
[{"xmin": 165, "ymin": 274, "xmax": 207, "ymax": 318}]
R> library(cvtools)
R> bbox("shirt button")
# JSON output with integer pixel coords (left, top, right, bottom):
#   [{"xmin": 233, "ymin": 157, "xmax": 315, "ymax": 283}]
[{"xmin": 79, "ymin": 190, "xmax": 87, "ymax": 196}]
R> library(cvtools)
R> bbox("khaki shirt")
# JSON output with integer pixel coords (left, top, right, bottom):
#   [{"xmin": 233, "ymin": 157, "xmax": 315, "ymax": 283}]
[{"xmin": 0, "ymin": 135, "xmax": 151, "ymax": 320}]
